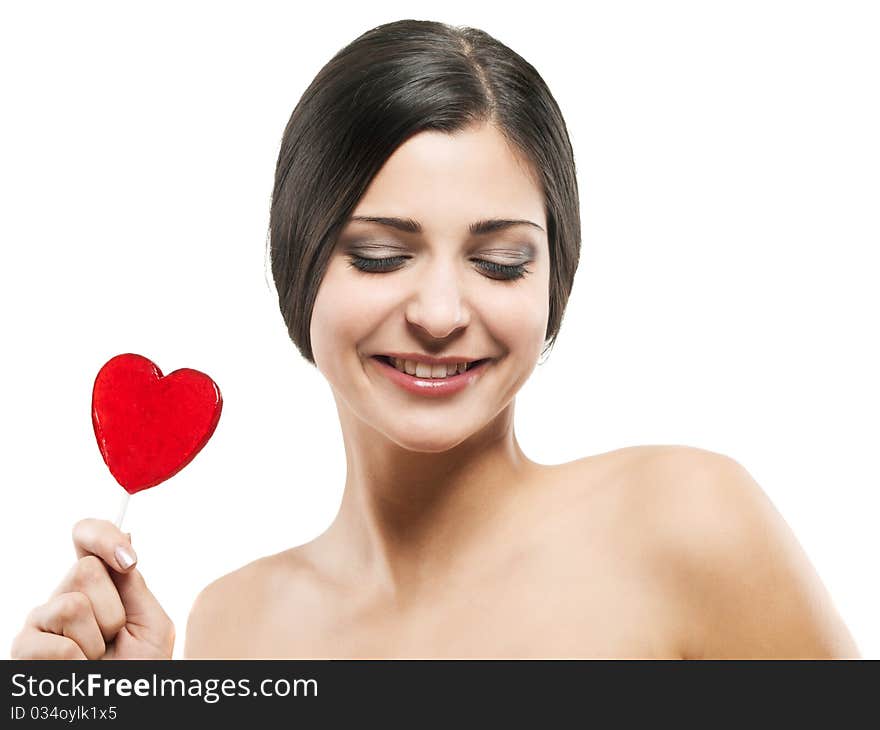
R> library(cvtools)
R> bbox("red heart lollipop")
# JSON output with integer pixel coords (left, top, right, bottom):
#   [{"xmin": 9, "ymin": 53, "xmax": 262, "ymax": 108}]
[{"xmin": 92, "ymin": 353, "xmax": 222, "ymax": 494}]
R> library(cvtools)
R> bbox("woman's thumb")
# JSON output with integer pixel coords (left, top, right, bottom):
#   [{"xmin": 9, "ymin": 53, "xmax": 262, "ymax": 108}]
[{"xmin": 110, "ymin": 562, "xmax": 169, "ymax": 627}]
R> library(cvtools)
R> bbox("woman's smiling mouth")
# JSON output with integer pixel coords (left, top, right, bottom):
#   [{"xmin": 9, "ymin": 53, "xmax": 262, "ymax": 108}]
[{"xmin": 370, "ymin": 355, "xmax": 492, "ymax": 397}]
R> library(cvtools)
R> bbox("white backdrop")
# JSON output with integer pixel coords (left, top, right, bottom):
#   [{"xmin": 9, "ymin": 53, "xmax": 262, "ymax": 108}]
[{"xmin": 1, "ymin": 1, "xmax": 877, "ymax": 658}]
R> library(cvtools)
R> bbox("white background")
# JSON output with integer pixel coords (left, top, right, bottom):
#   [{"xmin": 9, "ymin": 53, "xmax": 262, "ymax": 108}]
[{"xmin": 1, "ymin": 1, "xmax": 877, "ymax": 658}]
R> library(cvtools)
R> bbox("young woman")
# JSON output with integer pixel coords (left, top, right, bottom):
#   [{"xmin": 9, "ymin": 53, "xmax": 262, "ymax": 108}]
[{"xmin": 11, "ymin": 19, "xmax": 860, "ymax": 659}]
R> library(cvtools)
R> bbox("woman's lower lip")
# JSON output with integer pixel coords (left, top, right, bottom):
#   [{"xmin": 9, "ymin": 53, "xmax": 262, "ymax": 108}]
[{"xmin": 371, "ymin": 356, "xmax": 491, "ymax": 398}]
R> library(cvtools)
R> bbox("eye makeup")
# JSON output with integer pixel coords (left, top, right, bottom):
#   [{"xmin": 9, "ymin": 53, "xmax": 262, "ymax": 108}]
[
  {"xmin": 339, "ymin": 227, "xmax": 538, "ymax": 281},
  {"xmin": 344, "ymin": 251, "xmax": 533, "ymax": 281}
]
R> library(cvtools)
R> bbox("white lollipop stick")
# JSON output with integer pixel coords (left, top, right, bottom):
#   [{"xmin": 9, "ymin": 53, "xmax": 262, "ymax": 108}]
[{"xmin": 114, "ymin": 492, "xmax": 130, "ymax": 530}]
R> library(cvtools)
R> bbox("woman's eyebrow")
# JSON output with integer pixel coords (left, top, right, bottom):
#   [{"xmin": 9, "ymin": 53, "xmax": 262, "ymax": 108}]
[{"xmin": 347, "ymin": 216, "xmax": 544, "ymax": 235}]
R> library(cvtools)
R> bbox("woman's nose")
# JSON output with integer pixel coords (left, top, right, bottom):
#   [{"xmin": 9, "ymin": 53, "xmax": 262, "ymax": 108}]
[{"xmin": 404, "ymin": 263, "xmax": 471, "ymax": 340}]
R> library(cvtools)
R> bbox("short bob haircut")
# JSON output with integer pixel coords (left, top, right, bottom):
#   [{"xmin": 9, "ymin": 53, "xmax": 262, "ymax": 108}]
[{"xmin": 270, "ymin": 19, "xmax": 581, "ymax": 366}]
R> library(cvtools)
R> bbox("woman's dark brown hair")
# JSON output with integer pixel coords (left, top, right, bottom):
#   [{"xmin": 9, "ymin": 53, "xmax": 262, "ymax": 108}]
[{"xmin": 270, "ymin": 19, "xmax": 580, "ymax": 365}]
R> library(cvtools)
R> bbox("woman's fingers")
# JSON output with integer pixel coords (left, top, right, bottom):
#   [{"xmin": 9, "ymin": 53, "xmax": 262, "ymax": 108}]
[
  {"xmin": 65, "ymin": 519, "xmax": 135, "ymax": 643},
  {"xmin": 50, "ymin": 555, "xmax": 127, "ymax": 643},
  {"xmin": 11, "ymin": 626, "xmax": 88, "ymax": 660},
  {"xmin": 10, "ymin": 517, "xmax": 174, "ymax": 661},
  {"xmin": 68, "ymin": 520, "xmax": 173, "ymax": 652},
  {"xmin": 71, "ymin": 518, "xmax": 137, "ymax": 573},
  {"xmin": 25, "ymin": 592, "xmax": 105, "ymax": 659}
]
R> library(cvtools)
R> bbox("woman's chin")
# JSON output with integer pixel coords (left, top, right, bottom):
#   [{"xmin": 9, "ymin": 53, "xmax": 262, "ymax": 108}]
[{"xmin": 380, "ymin": 425, "xmax": 479, "ymax": 454}]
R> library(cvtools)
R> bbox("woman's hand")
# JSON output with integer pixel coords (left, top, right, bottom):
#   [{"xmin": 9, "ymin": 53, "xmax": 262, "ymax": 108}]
[{"xmin": 10, "ymin": 518, "xmax": 175, "ymax": 659}]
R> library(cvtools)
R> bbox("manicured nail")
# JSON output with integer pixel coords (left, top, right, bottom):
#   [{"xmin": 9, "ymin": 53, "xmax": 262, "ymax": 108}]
[{"xmin": 115, "ymin": 544, "xmax": 137, "ymax": 569}]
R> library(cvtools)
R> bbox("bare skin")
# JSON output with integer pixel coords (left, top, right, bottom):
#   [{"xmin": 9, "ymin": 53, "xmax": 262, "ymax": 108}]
[
  {"xmin": 183, "ymin": 122, "xmax": 859, "ymax": 659},
  {"xmin": 9, "ymin": 444, "xmax": 860, "ymax": 659},
  {"xmin": 11, "ymin": 122, "xmax": 861, "ymax": 659},
  {"xmin": 10, "ymin": 520, "xmax": 174, "ymax": 660},
  {"xmin": 184, "ymin": 444, "xmax": 861, "ymax": 659}
]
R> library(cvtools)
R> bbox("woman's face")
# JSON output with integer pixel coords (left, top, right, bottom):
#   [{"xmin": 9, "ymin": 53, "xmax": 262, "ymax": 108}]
[{"xmin": 310, "ymin": 122, "xmax": 550, "ymax": 452}]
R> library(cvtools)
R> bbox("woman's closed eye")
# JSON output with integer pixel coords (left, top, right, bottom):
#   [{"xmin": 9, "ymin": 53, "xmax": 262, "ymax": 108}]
[{"xmin": 345, "ymin": 254, "xmax": 532, "ymax": 281}]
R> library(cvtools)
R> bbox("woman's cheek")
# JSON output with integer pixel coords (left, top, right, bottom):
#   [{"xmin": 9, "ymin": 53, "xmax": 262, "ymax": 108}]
[
  {"xmin": 496, "ymin": 279, "xmax": 550, "ymax": 356},
  {"xmin": 310, "ymin": 263, "xmax": 391, "ymax": 367},
  {"xmin": 310, "ymin": 264, "xmax": 362, "ymax": 363}
]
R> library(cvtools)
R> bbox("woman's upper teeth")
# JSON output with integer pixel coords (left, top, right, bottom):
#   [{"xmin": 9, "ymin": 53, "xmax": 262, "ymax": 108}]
[{"xmin": 392, "ymin": 358, "xmax": 471, "ymax": 378}]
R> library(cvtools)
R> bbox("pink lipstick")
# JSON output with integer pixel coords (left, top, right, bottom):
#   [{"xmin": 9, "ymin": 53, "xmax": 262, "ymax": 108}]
[{"xmin": 370, "ymin": 355, "xmax": 492, "ymax": 398}]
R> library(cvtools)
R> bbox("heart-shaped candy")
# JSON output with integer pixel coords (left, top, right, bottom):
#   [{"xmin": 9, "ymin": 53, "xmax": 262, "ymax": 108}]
[{"xmin": 91, "ymin": 353, "xmax": 222, "ymax": 494}]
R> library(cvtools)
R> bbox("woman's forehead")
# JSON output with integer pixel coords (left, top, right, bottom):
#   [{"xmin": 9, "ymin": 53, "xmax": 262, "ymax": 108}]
[{"xmin": 351, "ymin": 123, "xmax": 545, "ymax": 231}]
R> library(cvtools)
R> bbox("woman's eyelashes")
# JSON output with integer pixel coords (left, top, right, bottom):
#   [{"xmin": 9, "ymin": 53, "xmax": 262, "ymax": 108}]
[{"xmin": 344, "ymin": 254, "xmax": 532, "ymax": 281}]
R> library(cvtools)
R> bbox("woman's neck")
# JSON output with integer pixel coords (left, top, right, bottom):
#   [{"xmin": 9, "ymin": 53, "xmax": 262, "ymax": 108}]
[{"xmin": 312, "ymin": 399, "xmax": 540, "ymax": 604}]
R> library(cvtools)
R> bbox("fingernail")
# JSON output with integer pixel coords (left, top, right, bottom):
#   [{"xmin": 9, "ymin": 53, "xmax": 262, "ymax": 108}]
[{"xmin": 115, "ymin": 544, "xmax": 137, "ymax": 569}]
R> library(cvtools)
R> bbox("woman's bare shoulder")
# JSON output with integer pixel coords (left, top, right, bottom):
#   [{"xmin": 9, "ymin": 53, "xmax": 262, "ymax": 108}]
[
  {"xmin": 579, "ymin": 443, "xmax": 861, "ymax": 658},
  {"xmin": 184, "ymin": 547, "xmax": 315, "ymax": 659}
]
